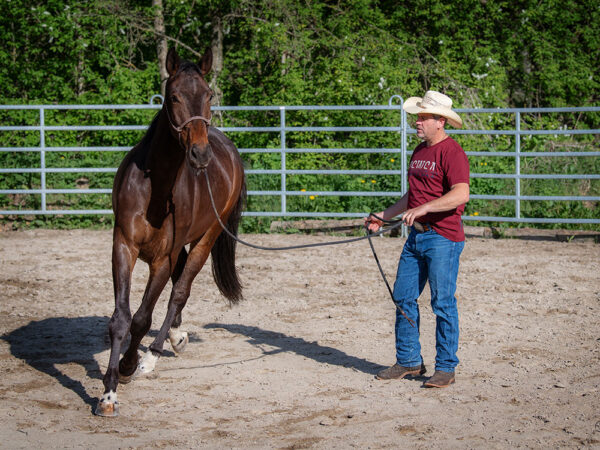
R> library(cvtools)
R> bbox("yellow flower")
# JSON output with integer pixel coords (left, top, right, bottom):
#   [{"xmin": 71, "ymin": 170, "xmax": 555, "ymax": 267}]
[
  {"xmin": 309, "ymin": 195, "xmax": 315, "ymax": 200},
  {"xmin": 474, "ymin": 211, "xmax": 479, "ymax": 216},
  {"xmin": 371, "ymin": 180, "xmax": 376, "ymax": 184},
  {"xmin": 361, "ymin": 179, "xmax": 366, "ymax": 183},
  {"xmin": 390, "ymin": 158, "xmax": 395, "ymax": 163},
  {"xmin": 300, "ymin": 189, "xmax": 306, "ymax": 192}
]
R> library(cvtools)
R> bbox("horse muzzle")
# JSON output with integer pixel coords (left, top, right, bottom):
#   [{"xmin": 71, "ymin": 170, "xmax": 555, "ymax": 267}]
[{"xmin": 188, "ymin": 144, "xmax": 213, "ymax": 170}]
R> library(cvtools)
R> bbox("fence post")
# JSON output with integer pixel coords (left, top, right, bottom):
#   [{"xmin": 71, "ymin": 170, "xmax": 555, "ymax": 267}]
[
  {"xmin": 515, "ymin": 111, "xmax": 521, "ymax": 220},
  {"xmin": 389, "ymin": 95, "xmax": 408, "ymax": 237},
  {"xmin": 280, "ymin": 106, "xmax": 286, "ymax": 215},
  {"xmin": 401, "ymin": 100, "xmax": 408, "ymax": 237},
  {"xmin": 40, "ymin": 107, "xmax": 47, "ymax": 213}
]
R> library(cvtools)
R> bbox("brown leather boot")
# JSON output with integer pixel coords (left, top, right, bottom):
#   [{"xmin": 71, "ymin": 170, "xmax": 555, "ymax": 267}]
[
  {"xmin": 423, "ymin": 370, "xmax": 455, "ymax": 388},
  {"xmin": 375, "ymin": 363, "xmax": 426, "ymax": 380}
]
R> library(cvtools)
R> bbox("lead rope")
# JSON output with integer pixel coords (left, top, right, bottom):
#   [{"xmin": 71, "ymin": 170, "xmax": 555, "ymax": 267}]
[
  {"xmin": 203, "ymin": 170, "xmax": 415, "ymax": 326},
  {"xmin": 364, "ymin": 215, "xmax": 416, "ymax": 327}
]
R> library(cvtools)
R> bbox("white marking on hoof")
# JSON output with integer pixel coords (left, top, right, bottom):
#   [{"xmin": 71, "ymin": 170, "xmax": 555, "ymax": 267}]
[
  {"xmin": 137, "ymin": 350, "xmax": 159, "ymax": 375},
  {"xmin": 95, "ymin": 391, "xmax": 119, "ymax": 417},
  {"xmin": 168, "ymin": 328, "xmax": 189, "ymax": 355}
]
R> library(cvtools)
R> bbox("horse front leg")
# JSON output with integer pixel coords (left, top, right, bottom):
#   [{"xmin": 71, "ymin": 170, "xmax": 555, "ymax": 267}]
[
  {"xmin": 118, "ymin": 255, "xmax": 173, "ymax": 382},
  {"xmin": 142, "ymin": 237, "xmax": 215, "ymax": 370},
  {"xmin": 95, "ymin": 230, "xmax": 138, "ymax": 417},
  {"xmin": 135, "ymin": 249, "xmax": 188, "ymax": 376}
]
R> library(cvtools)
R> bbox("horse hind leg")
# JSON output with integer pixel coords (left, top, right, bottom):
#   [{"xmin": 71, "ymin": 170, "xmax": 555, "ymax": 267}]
[
  {"xmin": 167, "ymin": 249, "xmax": 190, "ymax": 354},
  {"xmin": 139, "ymin": 316, "xmax": 189, "ymax": 370},
  {"xmin": 168, "ymin": 312, "xmax": 189, "ymax": 355}
]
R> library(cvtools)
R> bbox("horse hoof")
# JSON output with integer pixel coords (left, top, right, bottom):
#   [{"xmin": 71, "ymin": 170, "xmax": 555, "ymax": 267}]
[
  {"xmin": 137, "ymin": 351, "xmax": 159, "ymax": 375},
  {"xmin": 119, "ymin": 372, "xmax": 134, "ymax": 384},
  {"xmin": 95, "ymin": 400, "xmax": 119, "ymax": 417},
  {"xmin": 171, "ymin": 331, "xmax": 189, "ymax": 355},
  {"xmin": 169, "ymin": 328, "xmax": 189, "ymax": 355}
]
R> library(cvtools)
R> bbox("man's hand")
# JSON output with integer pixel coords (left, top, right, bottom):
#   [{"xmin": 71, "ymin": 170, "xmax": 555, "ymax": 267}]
[
  {"xmin": 402, "ymin": 183, "xmax": 469, "ymax": 226},
  {"xmin": 364, "ymin": 212, "xmax": 384, "ymax": 233},
  {"xmin": 400, "ymin": 205, "xmax": 428, "ymax": 227}
]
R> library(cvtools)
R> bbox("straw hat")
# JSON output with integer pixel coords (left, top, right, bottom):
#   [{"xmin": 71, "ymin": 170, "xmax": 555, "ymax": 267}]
[{"xmin": 403, "ymin": 90, "xmax": 463, "ymax": 128}]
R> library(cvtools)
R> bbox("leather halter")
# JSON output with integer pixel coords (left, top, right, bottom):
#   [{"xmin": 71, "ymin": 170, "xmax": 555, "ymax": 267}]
[{"xmin": 163, "ymin": 100, "xmax": 211, "ymax": 135}]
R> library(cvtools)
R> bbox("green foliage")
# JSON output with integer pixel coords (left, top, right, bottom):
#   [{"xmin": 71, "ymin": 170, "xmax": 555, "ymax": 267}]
[
  {"xmin": 0, "ymin": 0, "xmax": 598, "ymax": 230},
  {"xmin": 2, "ymin": 0, "xmax": 598, "ymax": 106}
]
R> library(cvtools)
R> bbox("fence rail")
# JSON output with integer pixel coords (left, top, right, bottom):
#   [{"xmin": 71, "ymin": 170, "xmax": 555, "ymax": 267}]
[{"xmin": 0, "ymin": 97, "xmax": 599, "ymax": 226}]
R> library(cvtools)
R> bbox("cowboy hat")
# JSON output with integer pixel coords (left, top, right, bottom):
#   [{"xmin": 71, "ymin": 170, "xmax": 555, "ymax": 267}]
[{"xmin": 403, "ymin": 90, "xmax": 463, "ymax": 128}]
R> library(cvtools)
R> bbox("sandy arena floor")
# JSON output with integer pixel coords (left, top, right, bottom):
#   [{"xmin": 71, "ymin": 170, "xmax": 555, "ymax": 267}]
[{"xmin": 0, "ymin": 229, "xmax": 599, "ymax": 448}]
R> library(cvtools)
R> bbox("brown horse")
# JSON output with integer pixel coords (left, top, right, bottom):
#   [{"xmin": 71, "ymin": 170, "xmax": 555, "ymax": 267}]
[{"xmin": 95, "ymin": 47, "xmax": 246, "ymax": 417}]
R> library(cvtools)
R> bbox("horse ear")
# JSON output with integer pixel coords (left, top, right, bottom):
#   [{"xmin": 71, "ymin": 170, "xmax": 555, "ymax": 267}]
[
  {"xmin": 166, "ymin": 47, "xmax": 180, "ymax": 76},
  {"xmin": 199, "ymin": 47, "xmax": 213, "ymax": 76}
]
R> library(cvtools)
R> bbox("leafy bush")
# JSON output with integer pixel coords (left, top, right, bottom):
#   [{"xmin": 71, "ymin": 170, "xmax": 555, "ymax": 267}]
[{"xmin": 0, "ymin": 0, "xmax": 598, "ymax": 231}]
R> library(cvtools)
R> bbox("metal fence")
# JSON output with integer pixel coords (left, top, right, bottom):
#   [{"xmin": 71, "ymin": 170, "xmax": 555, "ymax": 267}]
[{"xmin": 1, "ymin": 96, "xmax": 599, "ymax": 226}]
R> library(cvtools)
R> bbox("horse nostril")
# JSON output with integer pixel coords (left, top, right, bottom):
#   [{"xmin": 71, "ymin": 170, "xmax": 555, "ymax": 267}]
[
  {"xmin": 189, "ymin": 144, "xmax": 212, "ymax": 168},
  {"xmin": 190, "ymin": 145, "xmax": 206, "ymax": 161}
]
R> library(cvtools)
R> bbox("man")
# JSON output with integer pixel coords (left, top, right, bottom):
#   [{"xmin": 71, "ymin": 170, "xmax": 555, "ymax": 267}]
[{"xmin": 365, "ymin": 90, "xmax": 469, "ymax": 388}]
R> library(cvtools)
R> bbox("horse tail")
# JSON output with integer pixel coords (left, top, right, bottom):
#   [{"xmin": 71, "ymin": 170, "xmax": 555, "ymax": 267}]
[{"xmin": 211, "ymin": 180, "xmax": 247, "ymax": 304}]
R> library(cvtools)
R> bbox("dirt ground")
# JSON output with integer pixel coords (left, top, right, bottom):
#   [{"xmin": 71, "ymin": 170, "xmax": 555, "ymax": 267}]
[{"xmin": 0, "ymin": 229, "xmax": 598, "ymax": 448}]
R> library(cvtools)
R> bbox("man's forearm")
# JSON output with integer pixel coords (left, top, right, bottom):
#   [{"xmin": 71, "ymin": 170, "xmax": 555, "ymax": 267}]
[
  {"xmin": 400, "ymin": 183, "xmax": 469, "ymax": 226},
  {"xmin": 420, "ymin": 183, "xmax": 470, "ymax": 214},
  {"xmin": 382, "ymin": 192, "xmax": 409, "ymax": 220}
]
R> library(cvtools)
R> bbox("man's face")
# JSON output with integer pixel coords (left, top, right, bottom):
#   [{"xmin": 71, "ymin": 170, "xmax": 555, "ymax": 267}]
[{"xmin": 415, "ymin": 113, "xmax": 443, "ymax": 140}]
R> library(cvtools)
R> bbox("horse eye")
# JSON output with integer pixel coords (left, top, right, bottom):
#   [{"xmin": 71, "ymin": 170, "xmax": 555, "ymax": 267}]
[{"xmin": 171, "ymin": 95, "xmax": 179, "ymax": 104}]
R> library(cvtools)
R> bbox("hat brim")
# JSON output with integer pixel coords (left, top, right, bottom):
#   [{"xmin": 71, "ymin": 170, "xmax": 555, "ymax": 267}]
[{"xmin": 403, "ymin": 96, "xmax": 463, "ymax": 128}]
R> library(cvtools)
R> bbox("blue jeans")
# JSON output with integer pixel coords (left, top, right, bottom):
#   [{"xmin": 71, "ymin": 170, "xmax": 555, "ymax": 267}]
[{"xmin": 392, "ymin": 228, "xmax": 464, "ymax": 372}]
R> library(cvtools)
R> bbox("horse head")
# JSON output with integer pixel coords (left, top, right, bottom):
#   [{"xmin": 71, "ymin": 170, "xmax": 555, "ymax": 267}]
[{"xmin": 163, "ymin": 47, "xmax": 214, "ymax": 171}]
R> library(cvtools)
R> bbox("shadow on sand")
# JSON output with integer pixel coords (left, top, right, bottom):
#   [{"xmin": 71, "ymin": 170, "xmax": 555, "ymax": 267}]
[
  {"xmin": 2, "ymin": 317, "xmax": 384, "ymax": 413},
  {"xmin": 204, "ymin": 322, "xmax": 384, "ymax": 375},
  {"xmin": 2, "ymin": 316, "xmax": 109, "ymax": 410}
]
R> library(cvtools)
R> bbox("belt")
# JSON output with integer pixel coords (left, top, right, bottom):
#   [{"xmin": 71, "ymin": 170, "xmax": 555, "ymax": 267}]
[{"xmin": 412, "ymin": 222, "xmax": 432, "ymax": 233}]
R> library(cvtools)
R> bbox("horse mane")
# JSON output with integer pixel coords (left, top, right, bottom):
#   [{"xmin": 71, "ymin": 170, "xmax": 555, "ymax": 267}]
[
  {"xmin": 140, "ymin": 111, "xmax": 161, "ymax": 149},
  {"xmin": 127, "ymin": 110, "xmax": 162, "ymax": 174}
]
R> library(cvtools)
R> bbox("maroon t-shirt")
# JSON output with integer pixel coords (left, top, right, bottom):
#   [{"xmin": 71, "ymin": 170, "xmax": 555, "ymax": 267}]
[{"xmin": 407, "ymin": 136, "xmax": 470, "ymax": 242}]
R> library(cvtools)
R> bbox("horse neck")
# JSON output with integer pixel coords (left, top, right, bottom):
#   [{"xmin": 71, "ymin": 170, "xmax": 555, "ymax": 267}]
[
  {"xmin": 147, "ymin": 113, "xmax": 184, "ymax": 167},
  {"xmin": 145, "ymin": 114, "xmax": 187, "ymax": 193}
]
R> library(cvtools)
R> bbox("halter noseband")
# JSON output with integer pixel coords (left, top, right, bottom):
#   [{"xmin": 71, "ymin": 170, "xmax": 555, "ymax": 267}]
[{"xmin": 163, "ymin": 100, "xmax": 211, "ymax": 135}]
